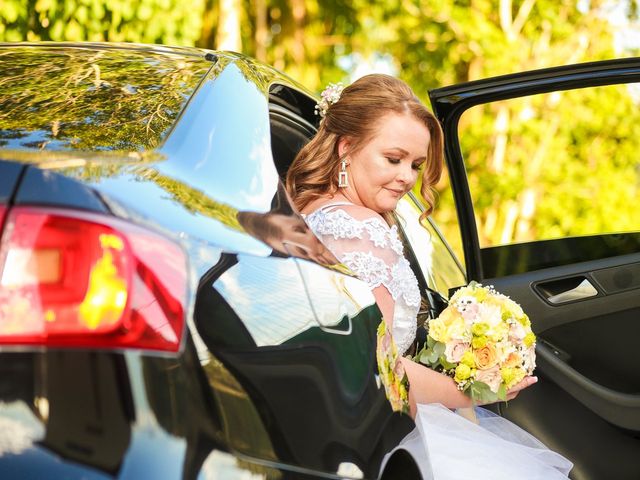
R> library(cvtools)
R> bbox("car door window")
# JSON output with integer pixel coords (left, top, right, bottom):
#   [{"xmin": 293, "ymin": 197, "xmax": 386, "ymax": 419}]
[
  {"xmin": 456, "ymin": 83, "xmax": 640, "ymax": 277},
  {"xmin": 395, "ymin": 194, "xmax": 466, "ymax": 299}
]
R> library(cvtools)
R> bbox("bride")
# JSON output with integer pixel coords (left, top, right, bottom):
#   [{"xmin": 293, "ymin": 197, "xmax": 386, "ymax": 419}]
[{"xmin": 286, "ymin": 74, "xmax": 573, "ymax": 479}]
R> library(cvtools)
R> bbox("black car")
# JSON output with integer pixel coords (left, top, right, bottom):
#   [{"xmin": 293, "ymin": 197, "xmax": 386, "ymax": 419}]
[{"xmin": 0, "ymin": 42, "xmax": 638, "ymax": 480}]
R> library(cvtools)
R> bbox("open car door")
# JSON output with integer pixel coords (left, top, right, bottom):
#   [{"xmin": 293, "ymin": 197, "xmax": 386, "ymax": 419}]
[{"xmin": 429, "ymin": 59, "xmax": 640, "ymax": 480}]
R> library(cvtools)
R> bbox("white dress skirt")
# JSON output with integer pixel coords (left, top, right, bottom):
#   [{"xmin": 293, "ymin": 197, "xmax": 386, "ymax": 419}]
[{"xmin": 390, "ymin": 403, "xmax": 573, "ymax": 480}]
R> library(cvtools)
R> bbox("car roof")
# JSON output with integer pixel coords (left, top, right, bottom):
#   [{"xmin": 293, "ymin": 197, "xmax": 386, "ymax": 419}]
[{"xmin": 0, "ymin": 42, "xmax": 214, "ymax": 155}]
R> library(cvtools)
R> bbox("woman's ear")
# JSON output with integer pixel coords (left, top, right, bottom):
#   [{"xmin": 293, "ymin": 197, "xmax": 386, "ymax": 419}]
[{"xmin": 337, "ymin": 136, "xmax": 352, "ymax": 159}]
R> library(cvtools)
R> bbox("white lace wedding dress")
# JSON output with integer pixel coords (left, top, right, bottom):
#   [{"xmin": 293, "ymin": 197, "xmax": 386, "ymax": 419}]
[{"xmin": 305, "ymin": 202, "xmax": 573, "ymax": 480}]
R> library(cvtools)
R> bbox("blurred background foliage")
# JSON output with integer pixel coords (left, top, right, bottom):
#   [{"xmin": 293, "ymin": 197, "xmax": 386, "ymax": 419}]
[{"xmin": 2, "ymin": 0, "xmax": 640, "ymax": 264}]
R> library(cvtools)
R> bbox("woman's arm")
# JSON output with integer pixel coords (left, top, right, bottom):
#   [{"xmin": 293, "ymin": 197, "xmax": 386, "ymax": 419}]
[{"xmin": 372, "ymin": 284, "xmax": 474, "ymax": 413}]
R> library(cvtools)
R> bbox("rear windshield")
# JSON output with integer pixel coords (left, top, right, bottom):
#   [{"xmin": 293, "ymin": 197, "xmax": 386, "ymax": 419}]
[{"xmin": 0, "ymin": 46, "xmax": 211, "ymax": 152}]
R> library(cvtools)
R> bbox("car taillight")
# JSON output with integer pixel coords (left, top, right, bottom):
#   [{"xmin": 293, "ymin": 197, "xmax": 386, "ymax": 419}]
[{"xmin": 0, "ymin": 207, "xmax": 188, "ymax": 352}]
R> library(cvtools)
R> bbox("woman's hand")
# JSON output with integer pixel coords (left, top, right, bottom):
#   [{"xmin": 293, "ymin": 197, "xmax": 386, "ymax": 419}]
[{"xmin": 505, "ymin": 375, "xmax": 538, "ymax": 401}]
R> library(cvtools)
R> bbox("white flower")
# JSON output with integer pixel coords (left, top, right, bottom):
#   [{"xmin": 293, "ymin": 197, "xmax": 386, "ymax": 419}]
[
  {"xmin": 456, "ymin": 295, "xmax": 477, "ymax": 307},
  {"xmin": 497, "ymin": 342, "xmax": 516, "ymax": 363},
  {"xmin": 509, "ymin": 321, "xmax": 527, "ymax": 342},
  {"xmin": 479, "ymin": 303, "xmax": 502, "ymax": 327},
  {"xmin": 522, "ymin": 346, "xmax": 536, "ymax": 374},
  {"xmin": 459, "ymin": 303, "xmax": 479, "ymax": 325},
  {"xmin": 315, "ymin": 82, "xmax": 344, "ymax": 118}
]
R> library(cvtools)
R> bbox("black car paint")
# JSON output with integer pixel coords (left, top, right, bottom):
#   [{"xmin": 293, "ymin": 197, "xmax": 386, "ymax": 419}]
[{"xmin": 0, "ymin": 44, "xmax": 415, "ymax": 479}]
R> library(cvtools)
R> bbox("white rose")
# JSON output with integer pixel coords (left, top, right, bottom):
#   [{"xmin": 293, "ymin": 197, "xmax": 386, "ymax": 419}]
[
  {"xmin": 475, "ymin": 365, "xmax": 502, "ymax": 393},
  {"xmin": 445, "ymin": 340, "xmax": 470, "ymax": 363},
  {"xmin": 509, "ymin": 322, "xmax": 526, "ymax": 342},
  {"xmin": 522, "ymin": 346, "xmax": 536, "ymax": 374}
]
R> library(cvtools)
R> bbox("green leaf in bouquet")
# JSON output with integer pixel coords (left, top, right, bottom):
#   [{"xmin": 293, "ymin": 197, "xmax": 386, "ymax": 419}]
[
  {"xmin": 414, "ymin": 344, "xmax": 428, "ymax": 363},
  {"xmin": 418, "ymin": 349, "xmax": 433, "ymax": 366},
  {"xmin": 439, "ymin": 356, "xmax": 457, "ymax": 371},
  {"xmin": 498, "ymin": 383, "xmax": 508, "ymax": 402},
  {"xmin": 426, "ymin": 335, "xmax": 437, "ymax": 349},
  {"xmin": 466, "ymin": 380, "xmax": 500, "ymax": 404},
  {"xmin": 427, "ymin": 341, "xmax": 445, "ymax": 364},
  {"xmin": 417, "ymin": 340, "xmax": 446, "ymax": 367}
]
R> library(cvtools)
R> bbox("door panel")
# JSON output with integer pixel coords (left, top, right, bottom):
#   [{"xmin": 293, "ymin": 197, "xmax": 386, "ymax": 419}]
[{"xmin": 430, "ymin": 59, "xmax": 640, "ymax": 480}]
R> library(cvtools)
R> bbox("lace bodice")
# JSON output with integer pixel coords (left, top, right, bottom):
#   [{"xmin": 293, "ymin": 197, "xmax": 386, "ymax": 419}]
[{"xmin": 305, "ymin": 203, "xmax": 420, "ymax": 354}]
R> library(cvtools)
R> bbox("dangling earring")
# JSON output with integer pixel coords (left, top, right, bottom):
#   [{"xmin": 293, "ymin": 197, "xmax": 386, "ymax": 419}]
[{"xmin": 338, "ymin": 159, "xmax": 349, "ymax": 188}]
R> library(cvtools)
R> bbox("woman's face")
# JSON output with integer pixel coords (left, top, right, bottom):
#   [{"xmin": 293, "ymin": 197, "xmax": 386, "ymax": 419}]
[{"xmin": 341, "ymin": 112, "xmax": 430, "ymax": 213}]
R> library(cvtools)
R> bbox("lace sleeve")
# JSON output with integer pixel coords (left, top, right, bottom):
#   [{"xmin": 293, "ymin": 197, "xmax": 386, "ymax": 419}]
[{"xmin": 305, "ymin": 205, "xmax": 420, "ymax": 354}]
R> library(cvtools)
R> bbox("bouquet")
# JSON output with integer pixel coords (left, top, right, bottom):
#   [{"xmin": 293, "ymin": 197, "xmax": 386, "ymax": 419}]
[
  {"xmin": 416, "ymin": 282, "xmax": 536, "ymax": 403},
  {"xmin": 376, "ymin": 321, "xmax": 410, "ymax": 414}
]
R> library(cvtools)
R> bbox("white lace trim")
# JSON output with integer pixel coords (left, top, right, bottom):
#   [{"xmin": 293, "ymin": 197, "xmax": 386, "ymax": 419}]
[
  {"xmin": 305, "ymin": 207, "xmax": 420, "ymax": 355},
  {"xmin": 305, "ymin": 208, "xmax": 405, "ymax": 255}
]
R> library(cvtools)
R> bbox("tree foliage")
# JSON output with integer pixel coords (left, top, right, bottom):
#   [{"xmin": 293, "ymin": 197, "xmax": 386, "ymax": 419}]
[
  {"xmin": 0, "ymin": 0, "xmax": 204, "ymax": 45},
  {"xmin": 2, "ymin": 0, "xmax": 640, "ymax": 263}
]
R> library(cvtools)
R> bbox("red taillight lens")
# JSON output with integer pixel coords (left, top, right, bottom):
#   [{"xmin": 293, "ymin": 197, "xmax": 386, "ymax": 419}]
[
  {"xmin": 0, "ymin": 207, "xmax": 188, "ymax": 352},
  {"xmin": 0, "ymin": 205, "xmax": 6, "ymax": 230}
]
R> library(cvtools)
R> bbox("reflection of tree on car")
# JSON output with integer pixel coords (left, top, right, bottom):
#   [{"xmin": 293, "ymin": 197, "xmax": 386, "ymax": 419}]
[{"xmin": 0, "ymin": 47, "xmax": 210, "ymax": 152}]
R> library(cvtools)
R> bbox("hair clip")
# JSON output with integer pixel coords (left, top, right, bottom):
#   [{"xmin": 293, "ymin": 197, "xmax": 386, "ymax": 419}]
[{"xmin": 315, "ymin": 82, "xmax": 344, "ymax": 118}]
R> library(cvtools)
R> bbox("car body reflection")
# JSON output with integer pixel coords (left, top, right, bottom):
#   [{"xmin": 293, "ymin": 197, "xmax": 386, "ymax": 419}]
[{"xmin": 0, "ymin": 44, "xmax": 415, "ymax": 479}]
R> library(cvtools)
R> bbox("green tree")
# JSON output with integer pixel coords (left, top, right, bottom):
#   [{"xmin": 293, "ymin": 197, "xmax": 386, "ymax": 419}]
[
  {"xmin": 0, "ymin": 0, "xmax": 204, "ymax": 45},
  {"xmin": 348, "ymin": 0, "xmax": 638, "ymax": 260}
]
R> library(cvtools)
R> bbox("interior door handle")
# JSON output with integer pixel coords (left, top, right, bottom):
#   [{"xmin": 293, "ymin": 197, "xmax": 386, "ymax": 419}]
[{"xmin": 536, "ymin": 277, "xmax": 599, "ymax": 304}]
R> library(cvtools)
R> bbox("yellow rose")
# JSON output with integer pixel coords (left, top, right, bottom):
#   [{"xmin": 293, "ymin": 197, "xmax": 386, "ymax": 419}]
[
  {"xmin": 472, "ymin": 335, "xmax": 487, "ymax": 349},
  {"xmin": 450, "ymin": 285, "xmax": 472, "ymax": 303},
  {"xmin": 501, "ymin": 366, "xmax": 526, "ymax": 389},
  {"xmin": 428, "ymin": 318, "xmax": 447, "ymax": 342},
  {"xmin": 523, "ymin": 332, "xmax": 536, "ymax": 348},
  {"xmin": 439, "ymin": 306, "xmax": 461, "ymax": 326},
  {"xmin": 473, "ymin": 344, "xmax": 499, "ymax": 369},
  {"xmin": 460, "ymin": 351, "xmax": 476, "ymax": 368},
  {"xmin": 454, "ymin": 364, "xmax": 472, "ymax": 382}
]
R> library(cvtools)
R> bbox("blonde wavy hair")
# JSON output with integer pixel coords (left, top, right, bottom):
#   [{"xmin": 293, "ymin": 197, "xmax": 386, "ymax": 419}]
[{"xmin": 286, "ymin": 74, "xmax": 444, "ymax": 219}]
